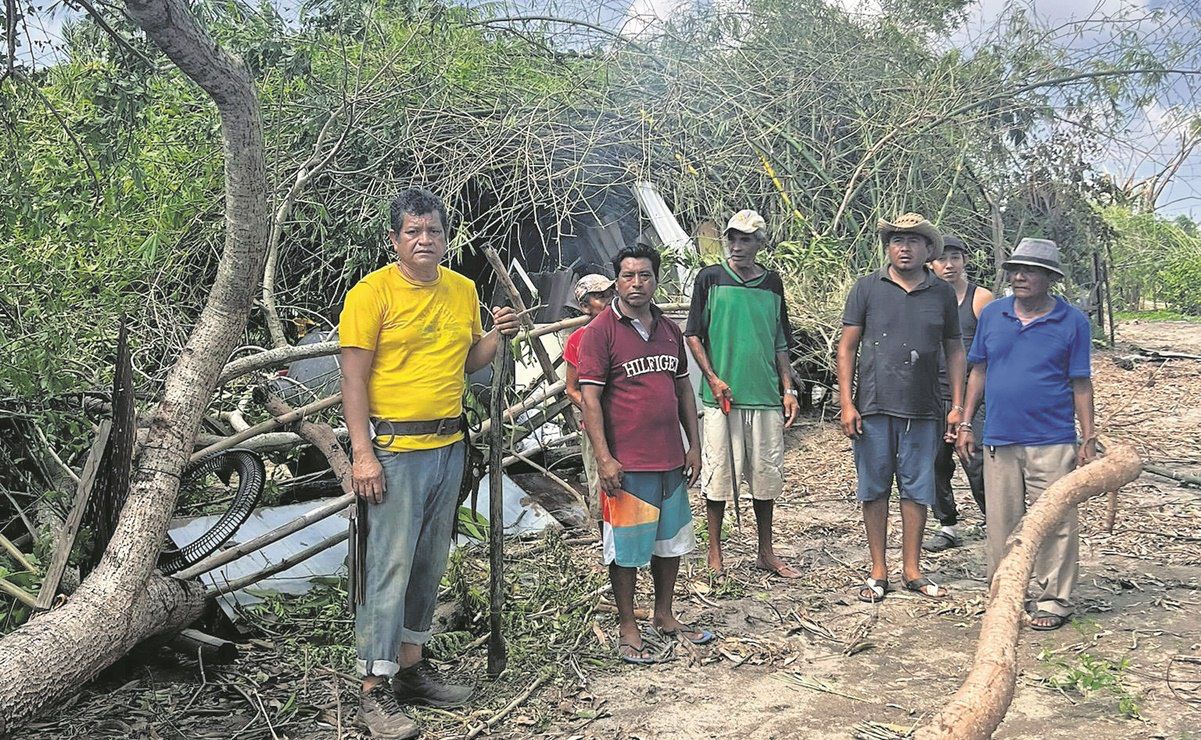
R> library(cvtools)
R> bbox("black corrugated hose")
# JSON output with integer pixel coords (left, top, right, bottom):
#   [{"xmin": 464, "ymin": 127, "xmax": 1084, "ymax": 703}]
[{"xmin": 158, "ymin": 448, "xmax": 266, "ymax": 575}]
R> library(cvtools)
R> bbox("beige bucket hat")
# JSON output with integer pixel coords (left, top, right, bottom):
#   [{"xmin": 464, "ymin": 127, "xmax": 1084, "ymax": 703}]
[{"xmin": 877, "ymin": 212, "xmax": 944, "ymax": 260}]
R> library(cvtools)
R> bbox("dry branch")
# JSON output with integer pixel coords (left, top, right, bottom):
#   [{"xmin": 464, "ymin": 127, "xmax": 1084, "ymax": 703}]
[
  {"xmin": 916, "ymin": 437, "xmax": 1142, "ymax": 740},
  {"xmin": 190, "ymin": 393, "xmax": 342, "ymax": 462}
]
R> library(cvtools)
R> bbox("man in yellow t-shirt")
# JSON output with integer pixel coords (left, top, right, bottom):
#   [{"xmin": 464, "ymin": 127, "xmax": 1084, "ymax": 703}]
[{"xmin": 340, "ymin": 188, "xmax": 518, "ymax": 739}]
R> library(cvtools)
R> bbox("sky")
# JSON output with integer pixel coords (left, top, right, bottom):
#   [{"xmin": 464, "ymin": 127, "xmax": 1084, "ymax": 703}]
[{"xmin": 14, "ymin": 0, "xmax": 1201, "ymax": 220}]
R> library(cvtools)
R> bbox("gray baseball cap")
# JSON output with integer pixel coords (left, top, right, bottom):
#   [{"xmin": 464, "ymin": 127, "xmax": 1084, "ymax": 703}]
[{"xmin": 1002, "ymin": 238, "xmax": 1065, "ymax": 277}]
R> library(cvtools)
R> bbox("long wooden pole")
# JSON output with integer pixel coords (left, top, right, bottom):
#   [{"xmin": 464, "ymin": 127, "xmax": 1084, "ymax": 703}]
[
  {"xmin": 481, "ymin": 246, "xmax": 578, "ymax": 435},
  {"xmin": 487, "ymin": 339, "xmax": 509, "ymax": 677}
]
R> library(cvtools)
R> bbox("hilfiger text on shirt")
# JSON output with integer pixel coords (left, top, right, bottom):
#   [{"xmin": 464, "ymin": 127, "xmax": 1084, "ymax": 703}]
[{"xmin": 621, "ymin": 354, "xmax": 679, "ymax": 378}]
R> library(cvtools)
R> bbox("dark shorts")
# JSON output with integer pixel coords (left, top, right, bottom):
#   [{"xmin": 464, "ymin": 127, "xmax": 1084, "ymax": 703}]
[{"xmin": 853, "ymin": 414, "xmax": 939, "ymax": 507}]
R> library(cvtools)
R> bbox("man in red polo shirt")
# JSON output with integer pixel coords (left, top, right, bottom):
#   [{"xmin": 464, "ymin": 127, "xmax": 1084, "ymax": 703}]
[{"xmin": 577, "ymin": 244, "xmax": 711, "ymax": 664}]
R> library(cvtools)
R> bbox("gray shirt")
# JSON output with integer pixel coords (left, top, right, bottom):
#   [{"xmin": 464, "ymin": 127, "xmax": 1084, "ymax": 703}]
[{"xmin": 842, "ymin": 266, "xmax": 962, "ymax": 420}]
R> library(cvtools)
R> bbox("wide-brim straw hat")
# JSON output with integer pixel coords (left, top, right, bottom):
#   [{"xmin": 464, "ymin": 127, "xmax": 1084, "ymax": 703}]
[
  {"xmin": 877, "ymin": 213, "xmax": 944, "ymax": 260},
  {"xmin": 1001, "ymin": 238, "xmax": 1065, "ymax": 277}
]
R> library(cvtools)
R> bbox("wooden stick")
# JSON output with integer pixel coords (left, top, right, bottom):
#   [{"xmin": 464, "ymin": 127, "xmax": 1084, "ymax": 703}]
[
  {"xmin": 465, "ymin": 674, "xmax": 550, "ymax": 738},
  {"xmin": 1143, "ymin": 463, "xmax": 1201, "ymax": 488},
  {"xmin": 528, "ymin": 301, "xmax": 689, "ymax": 339},
  {"xmin": 173, "ymin": 493, "xmax": 353, "ymax": 580},
  {"xmin": 190, "ymin": 393, "xmax": 342, "ymax": 462},
  {"xmin": 0, "ymin": 577, "xmax": 37, "ymax": 609},
  {"xmin": 205, "ymin": 529, "xmax": 348, "ymax": 597},
  {"xmin": 477, "ymin": 379, "xmax": 567, "ymax": 437},
  {"xmin": 35, "ymin": 420, "xmax": 110, "ymax": 610},
  {"xmin": 481, "ymin": 246, "xmax": 578, "ymax": 434},
  {"xmin": 916, "ymin": 437, "xmax": 1142, "ymax": 740},
  {"xmin": 487, "ymin": 340, "xmax": 509, "ymax": 678},
  {"xmin": 0, "ymin": 533, "xmax": 35, "ymax": 574}
]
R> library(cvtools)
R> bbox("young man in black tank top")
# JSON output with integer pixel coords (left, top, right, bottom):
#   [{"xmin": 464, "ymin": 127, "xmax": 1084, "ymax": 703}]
[{"xmin": 924, "ymin": 236, "xmax": 994, "ymax": 552}]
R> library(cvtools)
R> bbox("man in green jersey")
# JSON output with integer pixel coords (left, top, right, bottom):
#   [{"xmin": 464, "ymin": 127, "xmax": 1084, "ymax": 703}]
[{"xmin": 685, "ymin": 210, "xmax": 801, "ymax": 577}]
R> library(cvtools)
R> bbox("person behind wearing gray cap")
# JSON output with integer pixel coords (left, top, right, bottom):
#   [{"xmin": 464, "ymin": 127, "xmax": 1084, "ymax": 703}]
[
  {"xmin": 923, "ymin": 235, "xmax": 994, "ymax": 552},
  {"xmin": 837, "ymin": 212, "xmax": 966, "ymax": 602},
  {"xmin": 563, "ymin": 273, "xmax": 616, "ymax": 536},
  {"xmin": 685, "ymin": 209, "xmax": 802, "ymax": 578},
  {"xmin": 957, "ymin": 238, "xmax": 1096, "ymax": 631}
]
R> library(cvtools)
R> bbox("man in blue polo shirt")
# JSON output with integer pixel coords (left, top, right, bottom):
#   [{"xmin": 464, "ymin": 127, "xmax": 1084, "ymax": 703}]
[{"xmin": 957, "ymin": 238, "xmax": 1096, "ymax": 631}]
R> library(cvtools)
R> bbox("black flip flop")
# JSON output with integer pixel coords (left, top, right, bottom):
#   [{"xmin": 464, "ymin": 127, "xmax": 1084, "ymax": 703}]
[
  {"xmin": 858, "ymin": 578, "xmax": 888, "ymax": 603},
  {"xmin": 1030, "ymin": 610, "xmax": 1068, "ymax": 631},
  {"xmin": 903, "ymin": 577, "xmax": 946, "ymax": 599},
  {"xmin": 617, "ymin": 641, "xmax": 657, "ymax": 665}
]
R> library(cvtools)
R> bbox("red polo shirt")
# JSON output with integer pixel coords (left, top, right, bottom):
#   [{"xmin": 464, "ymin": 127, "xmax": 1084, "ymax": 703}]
[{"xmin": 577, "ymin": 301, "xmax": 689, "ymax": 472}]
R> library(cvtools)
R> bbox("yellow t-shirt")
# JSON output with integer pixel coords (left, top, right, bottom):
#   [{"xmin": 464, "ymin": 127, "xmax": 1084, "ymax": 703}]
[{"xmin": 339, "ymin": 264, "xmax": 484, "ymax": 451}]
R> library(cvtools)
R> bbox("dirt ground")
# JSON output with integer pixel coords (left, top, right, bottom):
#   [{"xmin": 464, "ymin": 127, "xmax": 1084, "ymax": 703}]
[{"xmin": 22, "ymin": 320, "xmax": 1201, "ymax": 739}]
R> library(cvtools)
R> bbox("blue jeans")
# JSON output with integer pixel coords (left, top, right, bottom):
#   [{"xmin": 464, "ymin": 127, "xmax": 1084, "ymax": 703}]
[
  {"xmin": 355, "ymin": 441, "xmax": 464, "ymax": 677},
  {"xmin": 852, "ymin": 414, "xmax": 938, "ymax": 507}
]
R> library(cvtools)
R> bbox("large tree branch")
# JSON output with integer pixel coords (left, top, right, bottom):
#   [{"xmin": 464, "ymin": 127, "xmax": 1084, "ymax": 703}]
[{"xmin": 917, "ymin": 437, "xmax": 1143, "ymax": 739}]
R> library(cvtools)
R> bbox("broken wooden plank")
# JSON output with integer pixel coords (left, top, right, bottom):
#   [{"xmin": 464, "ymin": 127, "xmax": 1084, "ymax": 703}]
[{"xmin": 35, "ymin": 420, "xmax": 111, "ymax": 610}]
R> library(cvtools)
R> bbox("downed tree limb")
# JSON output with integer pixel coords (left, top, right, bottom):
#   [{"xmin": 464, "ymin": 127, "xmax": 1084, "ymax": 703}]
[
  {"xmin": 189, "ymin": 393, "xmax": 342, "ymax": 462},
  {"xmin": 257, "ymin": 389, "xmax": 353, "ymax": 495},
  {"xmin": 218, "ymin": 340, "xmax": 339, "ymax": 385},
  {"xmin": 1142, "ymin": 462, "xmax": 1201, "ymax": 488},
  {"xmin": 916, "ymin": 437, "xmax": 1142, "ymax": 740},
  {"xmin": 194, "ymin": 429, "xmax": 349, "ymax": 454},
  {"xmin": 0, "ymin": 0, "xmax": 268, "ymax": 728}
]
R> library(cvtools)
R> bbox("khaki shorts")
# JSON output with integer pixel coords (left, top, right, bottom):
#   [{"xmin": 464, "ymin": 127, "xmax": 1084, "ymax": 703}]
[{"xmin": 701, "ymin": 406, "xmax": 784, "ymax": 502}]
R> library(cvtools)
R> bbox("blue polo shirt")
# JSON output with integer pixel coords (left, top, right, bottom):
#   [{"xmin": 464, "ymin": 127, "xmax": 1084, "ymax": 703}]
[{"xmin": 968, "ymin": 296, "xmax": 1091, "ymax": 446}]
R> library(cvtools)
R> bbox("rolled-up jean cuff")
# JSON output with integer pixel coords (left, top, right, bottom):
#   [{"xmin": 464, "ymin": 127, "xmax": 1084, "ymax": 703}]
[
  {"xmin": 358, "ymin": 658, "xmax": 400, "ymax": 677},
  {"xmin": 402, "ymin": 627, "xmax": 433, "ymax": 645}
]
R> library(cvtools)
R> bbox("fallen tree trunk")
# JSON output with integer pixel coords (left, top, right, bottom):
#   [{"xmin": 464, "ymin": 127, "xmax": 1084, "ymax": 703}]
[
  {"xmin": 916, "ymin": 437, "xmax": 1142, "ymax": 740},
  {"xmin": 0, "ymin": 0, "xmax": 268, "ymax": 730}
]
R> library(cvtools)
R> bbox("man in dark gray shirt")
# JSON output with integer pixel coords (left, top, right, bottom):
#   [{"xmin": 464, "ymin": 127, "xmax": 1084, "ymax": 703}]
[{"xmin": 836, "ymin": 213, "xmax": 967, "ymax": 602}]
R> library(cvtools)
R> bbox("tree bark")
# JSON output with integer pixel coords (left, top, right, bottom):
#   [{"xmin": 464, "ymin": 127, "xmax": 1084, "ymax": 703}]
[
  {"xmin": 0, "ymin": 0, "xmax": 267, "ymax": 731},
  {"xmin": 916, "ymin": 438, "xmax": 1142, "ymax": 740}
]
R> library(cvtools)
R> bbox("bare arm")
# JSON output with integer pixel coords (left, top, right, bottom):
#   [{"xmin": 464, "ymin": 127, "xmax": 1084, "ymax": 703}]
[
  {"xmin": 464, "ymin": 307, "xmax": 521, "ymax": 374},
  {"xmin": 836, "ymin": 325, "xmax": 863, "ymax": 437},
  {"xmin": 341, "ymin": 347, "xmax": 385, "ymax": 504},
  {"xmin": 686, "ymin": 335, "xmax": 731, "ymax": 403},
  {"xmin": 973, "ymin": 287, "xmax": 995, "ymax": 318},
  {"xmin": 565, "ymin": 364, "xmax": 583, "ymax": 410},
  {"xmin": 944, "ymin": 337, "xmax": 967, "ymax": 439},
  {"xmin": 1072, "ymin": 377, "xmax": 1097, "ymax": 465},
  {"xmin": 776, "ymin": 350, "xmax": 800, "ymax": 428},
  {"xmin": 956, "ymin": 361, "xmax": 986, "ymax": 462},
  {"xmin": 582, "ymin": 383, "xmax": 622, "ymax": 493},
  {"xmin": 675, "ymin": 376, "xmax": 701, "ymax": 486}
]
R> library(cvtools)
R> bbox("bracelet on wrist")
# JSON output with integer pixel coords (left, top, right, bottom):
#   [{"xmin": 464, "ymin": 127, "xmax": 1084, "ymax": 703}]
[
  {"xmin": 959, "ymin": 422, "xmax": 973, "ymax": 431},
  {"xmin": 952, "ymin": 404, "xmax": 965, "ymax": 412}
]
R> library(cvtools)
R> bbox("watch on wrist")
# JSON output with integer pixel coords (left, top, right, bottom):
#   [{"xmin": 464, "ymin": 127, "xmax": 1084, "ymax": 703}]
[
  {"xmin": 959, "ymin": 422, "xmax": 973, "ymax": 431},
  {"xmin": 952, "ymin": 404, "xmax": 965, "ymax": 412},
  {"xmin": 785, "ymin": 389, "xmax": 798, "ymax": 397}
]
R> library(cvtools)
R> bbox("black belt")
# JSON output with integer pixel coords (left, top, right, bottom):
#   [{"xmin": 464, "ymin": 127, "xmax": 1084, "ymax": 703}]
[{"xmin": 372, "ymin": 416, "xmax": 464, "ymax": 438}]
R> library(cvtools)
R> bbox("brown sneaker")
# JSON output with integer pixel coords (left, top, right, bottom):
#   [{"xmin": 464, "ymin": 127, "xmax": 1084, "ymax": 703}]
[
  {"xmin": 392, "ymin": 660, "xmax": 473, "ymax": 707},
  {"xmin": 358, "ymin": 682, "xmax": 419, "ymax": 739}
]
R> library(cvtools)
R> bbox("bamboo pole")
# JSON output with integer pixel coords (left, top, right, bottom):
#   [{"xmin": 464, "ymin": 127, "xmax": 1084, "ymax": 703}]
[
  {"xmin": 190, "ymin": 393, "xmax": 343, "ymax": 462},
  {"xmin": 173, "ymin": 493, "xmax": 353, "ymax": 580},
  {"xmin": 205, "ymin": 530, "xmax": 348, "ymax": 597}
]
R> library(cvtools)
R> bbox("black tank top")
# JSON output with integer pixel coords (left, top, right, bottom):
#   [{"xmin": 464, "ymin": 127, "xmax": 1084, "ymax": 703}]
[
  {"xmin": 959, "ymin": 283, "xmax": 979, "ymax": 350},
  {"xmin": 939, "ymin": 283, "xmax": 978, "ymax": 400}
]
